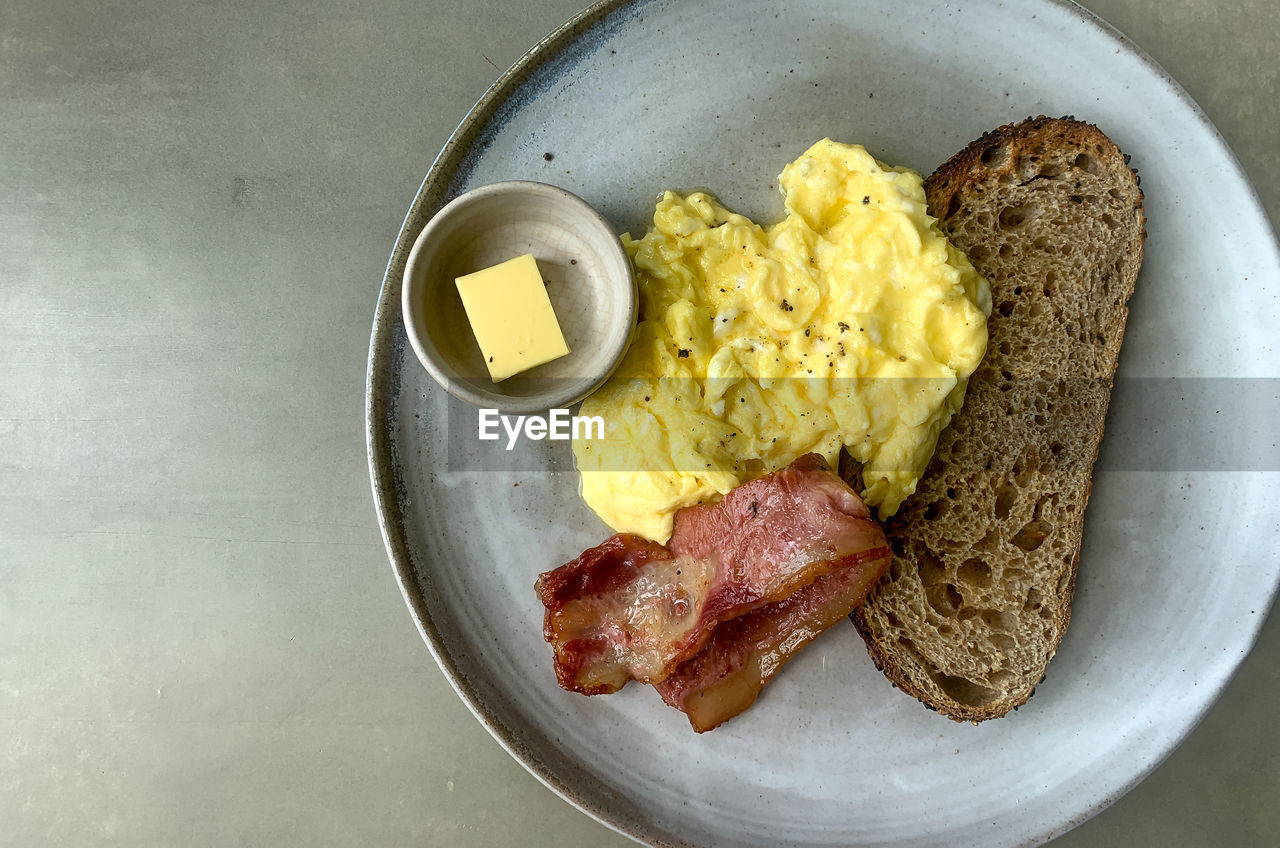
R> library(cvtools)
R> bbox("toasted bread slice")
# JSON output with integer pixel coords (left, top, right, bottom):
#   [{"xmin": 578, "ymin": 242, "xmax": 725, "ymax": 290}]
[{"xmin": 850, "ymin": 116, "xmax": 1146, "ymax": 721}]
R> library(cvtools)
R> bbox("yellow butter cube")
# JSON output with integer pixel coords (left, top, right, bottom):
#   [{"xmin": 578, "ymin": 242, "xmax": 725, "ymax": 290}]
[{"xmin": 455, "ymin": 254, "xmax": 570, "ymax": 382}]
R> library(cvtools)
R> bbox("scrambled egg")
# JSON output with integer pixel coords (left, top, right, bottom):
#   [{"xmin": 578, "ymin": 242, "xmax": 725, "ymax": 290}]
[{"xmin": 574, "ymin": 139, "xmax": 991, "ymax": 542}]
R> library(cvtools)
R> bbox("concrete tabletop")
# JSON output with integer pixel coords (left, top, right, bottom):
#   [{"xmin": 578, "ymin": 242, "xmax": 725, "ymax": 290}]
[{"xmin": 3, "ymin": 0, "xmax": 1276, "ymax": 845}]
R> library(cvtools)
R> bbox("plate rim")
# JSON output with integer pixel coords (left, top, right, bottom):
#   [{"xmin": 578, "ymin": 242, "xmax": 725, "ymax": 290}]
[{"xmin": 364, "ymin": 1, "xmax": 1280, "ymax": 846}]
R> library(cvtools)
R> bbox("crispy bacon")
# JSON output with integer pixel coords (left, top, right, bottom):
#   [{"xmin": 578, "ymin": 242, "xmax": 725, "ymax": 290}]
[
  {"xmin": 534, "ymin": 534, "xmax": 701, "ymax": 695},
  {"xmin": 535, "ymin": 454, "xmax": 890, "ymax": 704},
  {"xmin": 653, "ymin": 548, "xmax": 890, "ymax": 732}
]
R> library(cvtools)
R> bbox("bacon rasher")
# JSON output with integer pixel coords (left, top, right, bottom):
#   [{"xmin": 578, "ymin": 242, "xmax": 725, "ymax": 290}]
[
  {"xmin": 653, "ymin": 555, "xmax": 888, "ymax": 731},
  {"xmin": 535, "ymin": 454, "xmax": 891, "ymax": 725}
]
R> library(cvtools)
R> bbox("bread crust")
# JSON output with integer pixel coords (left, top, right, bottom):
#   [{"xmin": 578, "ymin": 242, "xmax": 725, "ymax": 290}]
[{"xmin": 850, "ymin": 116, "xmax": 1145, "ymax": 722}]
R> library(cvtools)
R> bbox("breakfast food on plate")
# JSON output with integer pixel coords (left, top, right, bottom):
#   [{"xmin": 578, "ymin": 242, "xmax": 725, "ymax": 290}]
[
  {"xmin": 572, "ymin": 139, "xmax": 991, "ymax": 543},
  {"xmin": 536, "ymin": 117, "xmax": 1142, "ymax": 729},
  {"xmin": 455, "ymin": 253, "xmax": 569, "ymax": 381},
  {"xmin": 850, "ymin": 116, "xmax": 1146, "ymax": 721},
  {"xmin": 536, "ymin": 454, "xmax": 892, "ymax": 727}
]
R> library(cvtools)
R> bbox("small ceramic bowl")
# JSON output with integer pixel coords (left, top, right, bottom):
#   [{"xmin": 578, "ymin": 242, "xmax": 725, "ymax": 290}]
[{"xmin": 402, "ymin": 181, "xmax": 636, "ymax": 414}]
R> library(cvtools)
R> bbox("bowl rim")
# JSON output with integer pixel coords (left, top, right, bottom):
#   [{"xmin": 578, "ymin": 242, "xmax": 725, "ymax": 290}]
[{"xmin": 400, "ymin": 179, "xmax": 637, "ymax": 415}]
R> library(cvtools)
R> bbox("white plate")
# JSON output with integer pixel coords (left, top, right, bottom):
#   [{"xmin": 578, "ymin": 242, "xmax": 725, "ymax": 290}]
[{"xmin": 365, "ymin": 1, "xmax": 1280, "ymax": 845}]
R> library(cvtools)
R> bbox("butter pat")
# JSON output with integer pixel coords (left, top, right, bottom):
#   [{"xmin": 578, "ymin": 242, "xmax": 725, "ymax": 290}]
[{"xmin": 455, "ymin": 254, "xmax": 570, "ymax": 382}]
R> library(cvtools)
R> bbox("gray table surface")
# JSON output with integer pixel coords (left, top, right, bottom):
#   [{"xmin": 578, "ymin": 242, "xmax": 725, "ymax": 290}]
[{"xmin": 3, "ymin": 0, "xmax": 1276, "ymax": 845}]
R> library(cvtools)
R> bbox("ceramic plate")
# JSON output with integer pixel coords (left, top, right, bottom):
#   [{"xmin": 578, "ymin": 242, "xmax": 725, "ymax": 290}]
[{"xmin": 366, "ymin": 1, "xmax": 1280, "ymax": 845}]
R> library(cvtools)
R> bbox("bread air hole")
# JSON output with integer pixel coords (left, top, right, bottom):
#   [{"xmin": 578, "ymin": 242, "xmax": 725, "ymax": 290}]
[
  {"xmin": 998, "ymin": 202, "xmax": 1040, "ymax": 229},
  {"xmin": 917, "ymin": 542, "xmax": 946, "ymax": 580},
  {"xmin": 976, "ymin": 528, "xmax": 1003, "ymax": 553},
  {"xmin": 1014, "ymin": 463, "xmax": 1036, "ymax": 488},
  {"xmin": 1012, "ymin": 520, "xmax": 1050, "ymax": 552},
  {"xmin": 946, "ymin": 583, "xmax": 963, "ymax": 608},
  {"xmin": 935, "ymin": 673, "xmax": 998, "ymax": 706},
  {"xmin": 981, "ymin": 609, "xmax": 1017, "ymax": 632},
  {"xmin": 1074, "ymin": 152, "xmax": 1101, "ymax": 175},
  {"xmin": 920, "ymin": 584, "xmax": 956, "ymax": 616},
  {"xmin": 994, "ymin": 483, "xmax": 1018, "ymax": 520},
  {"xmin": 980, "ymin": 141, "xmax": 1011, "ymax": 169},
  {"xmin": 958, "ymin": 557, "xmax": 992, "ymax": 588},
  {"xmin": 990, "ymin": 633, "xmax": 1016, "ymax": 655},
  {"xmin": 988, "ymin": 669, "xmax": 1015, "ymax": 689}
]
